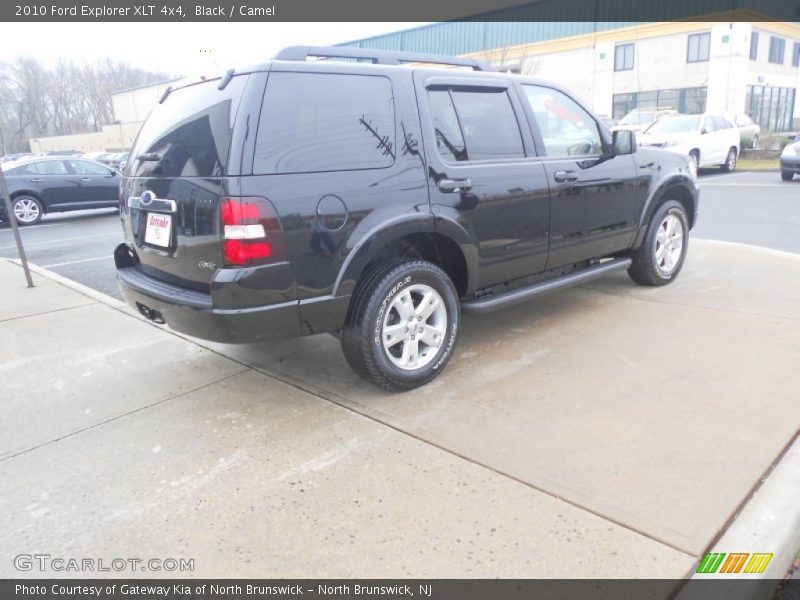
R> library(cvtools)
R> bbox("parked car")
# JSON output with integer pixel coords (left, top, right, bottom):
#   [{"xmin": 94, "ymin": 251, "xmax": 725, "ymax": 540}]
[
  {"xmin": 114, "ymin": 46, "xmax": 699, "ymax": 391},
  {"xmin": 638, "ymin": 113, "xmax": 740, "ymax": 171},
  {"xmin": 613, "ymin": 108, "xmax": 677, "ymax": 133},
  {"xmin": 102, "ymin": 152, "xmax": 129, "ymax": 170},
  {"xmin": 780, "ymin": 136, "xmax": 800, "ymax": 181},
  {"xmin": 0, "ymin": 157, "xmax": 119, "ymax": 225},
  {"xmin": 727, "ymin": 113, "xmax": 760, "ymax": 149},
  {"xmin": 1, "ymin": 152, "xmax": 35, "ymax": 163}
]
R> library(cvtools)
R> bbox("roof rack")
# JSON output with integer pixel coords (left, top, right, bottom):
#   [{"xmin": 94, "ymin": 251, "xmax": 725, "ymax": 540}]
[{"xmin": 273, "ymin": 46, "xmax": 493, "ymax": 72}]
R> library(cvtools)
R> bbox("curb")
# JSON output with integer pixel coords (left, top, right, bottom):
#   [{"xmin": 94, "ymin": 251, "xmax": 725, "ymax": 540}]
[{"xmin": 688, "ymin": 434, "xmax": 800, "ymax": 582}]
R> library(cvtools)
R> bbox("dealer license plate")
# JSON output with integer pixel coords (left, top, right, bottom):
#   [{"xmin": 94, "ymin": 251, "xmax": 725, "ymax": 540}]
[{"xmin": 144, "ymin": 213, "xmax": 172, "ymax": 248}]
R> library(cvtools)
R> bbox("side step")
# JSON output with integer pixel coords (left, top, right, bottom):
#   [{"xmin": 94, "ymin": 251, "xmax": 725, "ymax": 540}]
[{"xmin": 461, "ymin": 258, "xmax": 632, "ymax": 315}]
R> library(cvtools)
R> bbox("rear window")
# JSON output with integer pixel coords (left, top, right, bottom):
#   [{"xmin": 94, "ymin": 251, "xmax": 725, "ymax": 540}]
[{"xmin": 128, "ymin": 75, "xmax": 248, "ymax": 178}]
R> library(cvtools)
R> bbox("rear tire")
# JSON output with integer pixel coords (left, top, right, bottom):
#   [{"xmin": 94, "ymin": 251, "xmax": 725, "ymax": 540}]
[
  {"xmin": 628, "ymin": 200, "xmax": 689, "ymax": 287},
  {"xmin": 689, "ymin": 150, "xmax": 700, "ymax": 172},
  {"xmin": 721, "ymin": 147, "xmax": 737, "ymax": 172},
  {"xmin": 751, "ymin": 135, "xmax": 759, "ymax": 150},
  {"xmin": 11, "ymin": 195, "xmax": 43, "ymax": 225},
  {"xmin": 341, "ymin": 260, "xmax": 460, "ymax": 391},
  {"xmin": 781, "ymin": 170, "xmax": 794, "ymax": 181}
]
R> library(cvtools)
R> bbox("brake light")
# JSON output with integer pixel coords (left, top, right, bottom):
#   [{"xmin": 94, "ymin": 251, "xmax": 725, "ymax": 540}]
[{"xmin": 221, "ymin": 197, "xmax": 285, "ymax": 267}]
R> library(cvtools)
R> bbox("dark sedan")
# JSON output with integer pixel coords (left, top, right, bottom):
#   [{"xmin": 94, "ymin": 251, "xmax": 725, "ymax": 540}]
[{"xmin": 0, "ymin": 157, "xmax": 119, "ymax": 225}]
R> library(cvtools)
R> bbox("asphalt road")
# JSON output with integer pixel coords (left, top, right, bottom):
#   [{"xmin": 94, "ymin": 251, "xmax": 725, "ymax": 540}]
[{"xmin": 0, "ymin": 170, "xmax": 798, "ymax": 299}]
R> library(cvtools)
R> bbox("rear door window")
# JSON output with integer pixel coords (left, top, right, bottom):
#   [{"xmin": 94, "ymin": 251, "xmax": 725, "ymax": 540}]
[
  {"xmin": 254, "ymin": 72, "xmax": 395, "ymax": 174},
  {"xmin": 427, "ymin": 87, "xmax": 525, "ymax": 162},
  {"xmin": 128, "ymin": 75, "xmax": 248, "ymax": 178},
  {"xmin": 35, "ymin": 160, "xmax": 69, "ymax": 175},
  {"xmin": 69, "ymin": 160, "xmax": 111, "ymax": 175}
]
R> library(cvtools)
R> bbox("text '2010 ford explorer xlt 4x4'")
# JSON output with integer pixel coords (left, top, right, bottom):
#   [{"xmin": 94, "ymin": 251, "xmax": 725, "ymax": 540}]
[{"xmin": 115, "ymin": 46, "xmax": 700, "ymax": 391}]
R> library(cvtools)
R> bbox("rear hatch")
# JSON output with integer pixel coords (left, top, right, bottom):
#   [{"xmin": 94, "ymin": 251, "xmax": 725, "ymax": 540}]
[{"xmin": 120, "ymin": 74, "xmax": 250, "ymax": 291}]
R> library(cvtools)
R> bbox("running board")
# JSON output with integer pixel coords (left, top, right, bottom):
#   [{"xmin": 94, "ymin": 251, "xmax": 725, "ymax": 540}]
[{"xmin": 461, "ymin": 258, "xmax": 632, "ymax": 315}]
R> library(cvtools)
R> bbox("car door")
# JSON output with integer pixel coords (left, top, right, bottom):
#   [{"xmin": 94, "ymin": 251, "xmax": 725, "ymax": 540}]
[
  {"xmin": 28, "ymin": 159, "xmax": 78, "ymax": 210},
  {"xmin": 67, "ymin": 159, "xmax": 119, "ymax": 207},
  {"xmin": 517, "ymin": 83, "xmax": 641, "ymax": 269},
  {"xmin": 699, "ymin": 116, "xmax": 723, "ymax": 165},
  {"xmin": 413, "ymin": 72, "xmax": 550, "ymax": 288}
]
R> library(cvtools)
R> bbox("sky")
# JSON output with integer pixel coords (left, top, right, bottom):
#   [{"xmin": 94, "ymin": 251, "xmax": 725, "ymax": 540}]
[{"xmin": 0, "ymin": 22, "xmax": 431, "ymax": 78}]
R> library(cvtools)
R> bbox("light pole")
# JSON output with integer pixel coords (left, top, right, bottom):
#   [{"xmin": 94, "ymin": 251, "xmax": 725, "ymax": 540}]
[{"xmin": 0, "ymin": 166, "xmax": 34, "ymax": 287}]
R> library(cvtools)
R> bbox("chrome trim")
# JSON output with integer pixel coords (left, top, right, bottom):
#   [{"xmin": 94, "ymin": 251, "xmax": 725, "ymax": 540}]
[{"xmin": 128, "ymin": 196, "xmax": 177, "ymax": 213}]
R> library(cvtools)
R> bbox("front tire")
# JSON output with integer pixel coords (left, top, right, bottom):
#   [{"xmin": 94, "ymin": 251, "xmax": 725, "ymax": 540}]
[
  {"xmin": 12, "ymin": 195, "xmax": 43, "ymax": 225},
  {"xmin": 781, "ymin": 170, "xmax": 794, "ymax": 181},
  {"xmin": 341, "ymin": 260, "xmax": 460, "ymax": 391},
  {"xmin": 628, "ymin": 200, "xmax": 689, "ymax": 286}
]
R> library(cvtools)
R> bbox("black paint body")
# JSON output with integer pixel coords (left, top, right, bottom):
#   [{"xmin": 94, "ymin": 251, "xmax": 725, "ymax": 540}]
[{"xmin": 115, "ymin": 59, "xmax": 700, "ymax": 343}]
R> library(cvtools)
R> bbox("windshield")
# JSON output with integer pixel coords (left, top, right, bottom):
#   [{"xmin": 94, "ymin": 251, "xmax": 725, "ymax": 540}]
[
  {"xmin": 645, "ymin": 116, "xmax": 700, "ymax": 134},
  {"xmin": 619, "ymin": 111, "xmax": 654, "ymax": 126}
]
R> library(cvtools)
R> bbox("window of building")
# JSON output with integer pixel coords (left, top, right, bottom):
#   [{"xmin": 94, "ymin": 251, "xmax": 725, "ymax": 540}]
[
  {"xmin": 612, "ymin": 93, "xmax": 636, "ymax": 120},
  {"xmin": 614, "ymin": 43, "xmax": 634, "ymax": 71},
  {"xmin": 687, "ymin": 32, "xmax": 711, "ymax": 63},
  {"xmin": 523, "ymin": 85, "xmax": 602, "ymax": 158},
  {"xmin": 254, "ymin": 72, "xmax": 395, "ymax": 174},
  {"xmin": 612, "ymin": 87, "xmax": 707, "ymax": 120},
  {"xmin": 746, "ymin": 84, "xmax": 797, "ymax": 131},
  {"xmin": 750, "ymin": 31, "xmax": 759, "ymax": 60},
  {"xmin": 793, "ymin": 42, "xmax": 800, "ymax": 67},
  {"xmin": 427, "ymin": 87, "xmax": 525, "ymax": 162},
  {"xmin": 768, "ymin": 37, "xmax": 785, "ymax": 64}
]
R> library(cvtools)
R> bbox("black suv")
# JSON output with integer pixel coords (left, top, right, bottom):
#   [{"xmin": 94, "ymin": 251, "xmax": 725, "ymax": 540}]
[{"xmin": 115, "ymin": 46, "xmax": 699, "ymax": 391}]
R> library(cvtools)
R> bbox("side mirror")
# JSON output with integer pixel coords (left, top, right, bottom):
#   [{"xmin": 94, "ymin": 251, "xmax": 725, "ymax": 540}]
[
  {"xmin": 109, "ymin": 169, "xmax": 117, "ymax": 176},
  {"xmin": 612, "ymin": 129, "xmax": 636, "ymax": 155},
  {"xmin": 701, "ymin": 127, "xmax": 710, "ymax": 134}
]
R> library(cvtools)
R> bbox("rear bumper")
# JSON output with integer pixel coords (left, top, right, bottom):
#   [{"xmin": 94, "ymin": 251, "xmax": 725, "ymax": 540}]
[{"xmin": 115, "ymin": 244, "xmax": 302, "ymax": 343}]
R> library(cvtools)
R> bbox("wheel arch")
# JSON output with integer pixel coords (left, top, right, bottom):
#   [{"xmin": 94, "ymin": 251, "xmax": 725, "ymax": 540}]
[
  {"xmin": 333, "ymin": 216, "xmax": 476, "ymax": 300},
  {"xmin": 633, "ymin": 175, "xmax": 697, "ymax": 249}
]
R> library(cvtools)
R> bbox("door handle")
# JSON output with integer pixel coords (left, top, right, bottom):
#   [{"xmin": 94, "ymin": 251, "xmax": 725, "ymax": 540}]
[
  {"xmin": 437, "ymin": 178, "xmax": 472, "ymax": 193},
  {"xmin": 29, "ymin": 178, "xmax": 43, "ymax": 183},
  {"xmin": 553, "ymin": 170, "xmax": 578, "ymax": 183},
  {"xmin": 81, "ymin": 177, "xmax": 91, "ymax": 182}
]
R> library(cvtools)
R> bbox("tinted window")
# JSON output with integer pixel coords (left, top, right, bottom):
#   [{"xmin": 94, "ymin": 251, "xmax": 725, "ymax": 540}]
[
  {"xmin": 7, "ymin": 163, "xmax": 39, "ymax": 176},
  {"xmin": 428, "ymin": 89, "xmax": 467, "ymax": 162},
  {"xmin": 69, "ymin": 160, "xmax": 111, "ymax": 175},
  {"xmin": 450, "ymin": 89, "xmax": 524, "ymax": 161},
  {"xmin": 750, "ymin": 31, "xmax": 759, "ymax": 60},
  {"xmin": 523, "ymin": 85, "xmax": 602, "ymax": 157},
  {"xmin": 254, "ymin": 73, "xmax": 394, "ymax": 174},
  {"xmin": 35, "ymin": 160, "xmax": 68, "ymax": 175},
  {"xmin": 129, "ymin": 75, "xmax": 248, "ymax": 178}
]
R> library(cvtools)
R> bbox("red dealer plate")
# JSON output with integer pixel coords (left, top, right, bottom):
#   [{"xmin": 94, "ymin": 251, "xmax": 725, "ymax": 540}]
[{"xmin": 144, "ymin": 213, "xmax": 172, "ymax": 248}]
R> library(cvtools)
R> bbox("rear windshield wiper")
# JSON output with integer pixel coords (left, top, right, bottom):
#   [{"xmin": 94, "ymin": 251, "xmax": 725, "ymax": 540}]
[{"xmin": 136, "ymin": 153, "xmax": 161, "ymax": 161}]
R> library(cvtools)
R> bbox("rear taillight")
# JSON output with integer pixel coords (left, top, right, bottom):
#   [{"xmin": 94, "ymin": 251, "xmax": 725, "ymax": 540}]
[{"xmin": 221, "ymin": 197, "xmax": 285, "ymax": 267}]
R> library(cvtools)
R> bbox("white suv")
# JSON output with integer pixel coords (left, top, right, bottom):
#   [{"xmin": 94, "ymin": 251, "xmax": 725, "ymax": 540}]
[{"xmin": 638, "ymin": 114, "xmax": 740, "ymax": 172}]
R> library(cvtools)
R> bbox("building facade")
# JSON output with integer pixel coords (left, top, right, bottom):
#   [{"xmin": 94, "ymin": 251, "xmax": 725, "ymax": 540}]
[{"xmin": 342, "ymin": 21, "xmax": 800, "ymax": 130}]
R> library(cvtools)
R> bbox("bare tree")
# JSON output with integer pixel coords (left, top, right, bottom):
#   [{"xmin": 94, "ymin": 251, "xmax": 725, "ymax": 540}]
[{"xmin": 0, "ymin": 56, "xmax": 170, "ymax": 154}]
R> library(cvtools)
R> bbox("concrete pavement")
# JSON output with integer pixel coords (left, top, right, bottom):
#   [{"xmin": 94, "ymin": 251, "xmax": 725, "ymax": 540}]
[{"xmin": 1, "ymin": 238, "xmax": 798, "ymax": 580}]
